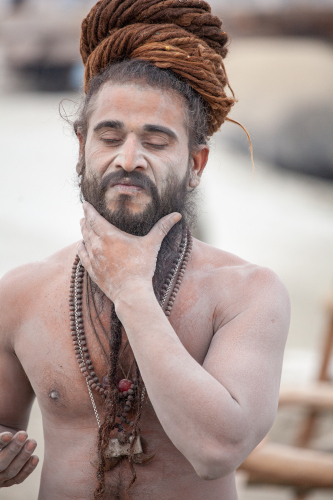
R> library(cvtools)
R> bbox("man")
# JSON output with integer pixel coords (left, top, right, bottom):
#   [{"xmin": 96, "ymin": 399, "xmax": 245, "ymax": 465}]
[{"xmin": 0, "ymin": 1, "xmax": 290, "ymax": 499}]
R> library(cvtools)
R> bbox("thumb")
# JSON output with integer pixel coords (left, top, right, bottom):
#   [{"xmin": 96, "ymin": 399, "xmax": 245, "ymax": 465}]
[{"xmin": 148, "ymin": 212, "xmax": 182, "ymax": 244}]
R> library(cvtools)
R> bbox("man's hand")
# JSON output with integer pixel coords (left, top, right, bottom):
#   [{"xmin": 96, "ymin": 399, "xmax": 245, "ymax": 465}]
[
  {"xmin": 0, "ymin": 431, "xmax": 38, "ymax": 487},
  {"xmin": 77, "ymin": 202, "xmax": 181, "ymax": 303}
]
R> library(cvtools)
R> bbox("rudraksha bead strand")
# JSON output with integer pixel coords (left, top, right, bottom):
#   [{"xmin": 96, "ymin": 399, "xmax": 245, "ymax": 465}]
[
  {"xmin": 165, "ymin": 229, "xmax": 192, "ymax": 317},
  {"xmin": 69, "ymin": 226, "xmax": 193, "ymax": 431}
]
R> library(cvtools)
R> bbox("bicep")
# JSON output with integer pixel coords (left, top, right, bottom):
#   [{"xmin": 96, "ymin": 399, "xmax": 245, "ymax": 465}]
[
  {"xmin": 0, "ymin": 346, "xmax": 35, "ymax": 431},
  {"xmin": 0, "ymin": 270, "xmax": 35, "ymax": 431}
]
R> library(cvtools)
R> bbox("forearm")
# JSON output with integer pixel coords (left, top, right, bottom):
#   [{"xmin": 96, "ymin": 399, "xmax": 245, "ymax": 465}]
[
  {"xmin": 78, "ymin": 205, "xmax": 264, "ymax": 476},
  {"xmin": 115, "ymin": 288, "xmax": 248, "ymax": 476}
]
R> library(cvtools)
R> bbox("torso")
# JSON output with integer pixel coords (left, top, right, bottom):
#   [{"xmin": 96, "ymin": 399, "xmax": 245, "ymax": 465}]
[{"xmin": 10, "ymin": 239, "xmax": 254, "ymax": 500}]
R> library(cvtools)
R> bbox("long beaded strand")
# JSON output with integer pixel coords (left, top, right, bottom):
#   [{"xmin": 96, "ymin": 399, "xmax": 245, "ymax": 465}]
[{"xmin": 69, "ymin": 229, "xmax": 193, "ymax": 422}]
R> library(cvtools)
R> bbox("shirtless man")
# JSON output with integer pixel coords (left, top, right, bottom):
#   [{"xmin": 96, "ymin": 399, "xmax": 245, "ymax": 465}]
[{"xmin": 0, "ymin": 1, "xmax": 290, "ymax": 499}]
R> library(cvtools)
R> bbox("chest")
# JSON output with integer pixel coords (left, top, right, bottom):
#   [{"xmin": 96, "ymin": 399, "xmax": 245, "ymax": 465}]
[{"xmin": 14, "ymin": 275, "xmax": 214, "ymax": 425}]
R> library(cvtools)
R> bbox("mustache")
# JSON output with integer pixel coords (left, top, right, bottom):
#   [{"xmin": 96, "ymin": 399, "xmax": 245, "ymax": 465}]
[{"xmin": 99, "ymin": 170, "xmax": 157, "ymax": 194}]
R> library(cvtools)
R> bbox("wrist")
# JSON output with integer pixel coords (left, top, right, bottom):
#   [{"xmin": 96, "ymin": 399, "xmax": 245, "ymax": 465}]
[{"xmin": 113, "ymin": 281, "xmax": 157, "ymax": 316}]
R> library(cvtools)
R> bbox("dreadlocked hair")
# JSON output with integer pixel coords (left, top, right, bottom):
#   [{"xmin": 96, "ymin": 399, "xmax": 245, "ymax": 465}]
[
  {"xmin": 87, "ymin": 274, "xmax": 148, "ymax": 500},
  {"xmin": 95, "ymin": 300, "xmax": 122, "ymax": 499},
  {"xmin": 79, "ymin": 0, "xmax": 235, "ymax": 138}
]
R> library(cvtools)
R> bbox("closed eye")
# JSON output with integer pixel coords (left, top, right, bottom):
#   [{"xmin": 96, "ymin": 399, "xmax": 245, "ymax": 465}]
[
  {"xmin": 143, "ymin": 142, "xmax": 167, "ymax": 150},
  {"xmin": 101, "ymin": 138, "xmax": 122, "ymax": 144}
]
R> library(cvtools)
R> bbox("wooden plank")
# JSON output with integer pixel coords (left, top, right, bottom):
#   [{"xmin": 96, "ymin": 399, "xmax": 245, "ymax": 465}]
[
  {"xmin": 279, "ymin": 382, "xmax": 333, "ymax": 409},
  {"xmin": 239, "ymin": 443, "xmax": 333, "ymax": 488}
]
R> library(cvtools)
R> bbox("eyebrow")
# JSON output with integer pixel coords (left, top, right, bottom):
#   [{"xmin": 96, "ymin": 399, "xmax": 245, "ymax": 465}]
[
  {"xmin": 93, "ymin": 120, "xmax": 124, "ymax": 133},
  {"xmin": 143, "ymin": 124, "xmax": 177, "ymax": 141}
]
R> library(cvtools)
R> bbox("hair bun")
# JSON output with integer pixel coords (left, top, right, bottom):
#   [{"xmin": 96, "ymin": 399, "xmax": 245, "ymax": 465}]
[
  {"xmin": 80, "ymin": 0, "xmax": 235, "ymax": 135},
  {"xmin": 81, "ymin": 0, "xmax": 228, "ymax": 62}
]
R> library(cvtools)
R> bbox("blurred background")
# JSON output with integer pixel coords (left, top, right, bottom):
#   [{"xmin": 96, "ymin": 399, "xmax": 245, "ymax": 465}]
[{"xmin": 0, "ymin": 0, "xmax": 333, "ymax": 499}]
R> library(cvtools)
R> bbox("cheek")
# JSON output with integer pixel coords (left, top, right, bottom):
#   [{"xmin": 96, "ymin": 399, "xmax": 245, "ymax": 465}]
[
  {"xmin": 85, "ymin": 145, "xmax": 111, "ymax": 176},
  {"xmin": 156, "ymin": 163, "xmax": 188, "ymax": 196},
  {"xmin": 89, "ymin": 145, "xmax": 109, "ymax": 161},
  {"xmin": 159, "ymin": 144, "xmax": 189, "ymax": 174}
]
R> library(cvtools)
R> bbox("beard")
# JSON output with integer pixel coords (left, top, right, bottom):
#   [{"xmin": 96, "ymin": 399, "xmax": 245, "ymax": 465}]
[{"xmin": 79, "ymin": 157, "xmax": 197, "ymax": 237}]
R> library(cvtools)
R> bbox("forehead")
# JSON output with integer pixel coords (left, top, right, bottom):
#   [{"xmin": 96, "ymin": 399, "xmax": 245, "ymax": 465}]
[{"xmin": 88, "ymin": 83, "xmax": 188, "ymax": 138}]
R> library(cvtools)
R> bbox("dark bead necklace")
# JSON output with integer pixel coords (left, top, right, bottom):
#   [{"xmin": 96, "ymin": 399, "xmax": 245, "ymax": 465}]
[{"xmin": 69, "ymin": 228, "xmax": 193, "ymax": 428}]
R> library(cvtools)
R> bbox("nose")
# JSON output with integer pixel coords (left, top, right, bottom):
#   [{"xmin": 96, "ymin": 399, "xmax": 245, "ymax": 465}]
[{"xmin": 114, "ymin": 134, "xmax": 148, "ymax": 173}]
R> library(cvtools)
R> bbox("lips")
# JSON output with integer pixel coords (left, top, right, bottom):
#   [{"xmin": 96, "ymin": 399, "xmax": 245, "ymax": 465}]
[
  {"xmin": 100, "ymin": 171, "xmax": 155, "ymax": 195},
  {"xmin": 113, "ymin": 183, "xmax": 143, "ymax": 194},
  {"xmin": 110, "ymin": 179, "xmax": 145, "ymax": 190}
]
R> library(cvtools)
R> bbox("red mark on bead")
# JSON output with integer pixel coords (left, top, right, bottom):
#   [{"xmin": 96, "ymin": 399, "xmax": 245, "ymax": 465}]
[{"xmin": 118, "ymin": 379, "xmax": 133, "ymax": 392}]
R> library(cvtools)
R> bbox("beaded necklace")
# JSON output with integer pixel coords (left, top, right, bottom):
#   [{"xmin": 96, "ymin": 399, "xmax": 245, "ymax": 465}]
[{"xmin": 69, "ymin": 228, "xmax": 192, "ymax": 458}]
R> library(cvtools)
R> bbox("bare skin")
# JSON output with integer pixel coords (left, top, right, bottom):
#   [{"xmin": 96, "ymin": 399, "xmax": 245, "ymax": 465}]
[{"xmin": 0, "ymin": 83, "xmax": 290, "ymax": 499}]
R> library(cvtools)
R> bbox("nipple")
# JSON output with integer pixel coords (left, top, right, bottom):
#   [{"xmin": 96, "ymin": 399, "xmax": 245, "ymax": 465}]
[{"xmin": 49, "ymin": 389, "xmax": 60, "ymax": 401}]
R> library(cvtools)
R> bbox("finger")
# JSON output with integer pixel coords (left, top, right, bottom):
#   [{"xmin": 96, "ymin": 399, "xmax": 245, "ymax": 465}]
[
  {"xmin": 80, "ymin": 220, "xmax": 92, "ymax": 248},
  {"xmin": 148, "ymin": 213, "xmax": 182, "ymax": 244},
  {"xmin": 82, "ymin": 202, "xmax": 108, "ymax": 237},
  {"xmin": 0, "ymin": 439, "xmax": 37, "ymax": 483},
  {"xmin": 0, "ymin": 432, "xmax": 28, "ymax": 473},
  {"xmin": 2, "ymin": 455, "xmax": 39, "ymax": 487},
  {"xmin": 77, "ymin": 241, "xmax": 89, "ymax": 266},
  {"xmin": 0, "ymin": 433, "xmax": 13, "ymax": 448},
  {"xmin": 77, "ymin": 241, "xmax": 94, "ymax": 278},
  {"xmin": 83, "ymin": 201, "xmax": 128, "ymax": 239}
]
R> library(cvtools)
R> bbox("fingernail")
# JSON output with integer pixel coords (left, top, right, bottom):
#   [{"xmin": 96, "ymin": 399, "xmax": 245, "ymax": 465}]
[
  {"xmin": 17, "ymin": 433, "xmax": 27, "ymax": 443},
  {"xmin": 25, "ymin": 441, "xmax": 36, "ymax": 452},
  {"xmin": 30, "ymin": 456, "xmax": 39, "ymax": 467},
  {"xmin": 2, "ymin": 433, "xmax": 12, "ymax": 443}
]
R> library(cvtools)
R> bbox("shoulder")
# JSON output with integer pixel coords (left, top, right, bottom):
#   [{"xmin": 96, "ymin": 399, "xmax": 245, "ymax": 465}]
[
  {"xmin": 0, "ymin": 243, "xmax": 79, "ymax": 339},
  {"xmin": 0, "ymin": 242, "xmax": 78, "ymax": 295},
  {"xmin": 191, "ymin": 238, "xmax": 290, "ymax": 325}
]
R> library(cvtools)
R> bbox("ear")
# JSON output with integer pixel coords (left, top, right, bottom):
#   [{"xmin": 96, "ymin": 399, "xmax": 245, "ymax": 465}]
[
  {"xmin": 188, "ymin": 145, "xmax": 209, "ymax": 188},
  {"xmin": 76, "ymin": 130, "xmax": 85, "ymax": 175},
  {"xmin": 77, "ymin": 129, "xmax": 85, "ymax": 157}
]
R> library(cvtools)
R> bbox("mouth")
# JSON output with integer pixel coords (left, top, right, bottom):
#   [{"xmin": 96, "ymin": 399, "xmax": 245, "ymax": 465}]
[
  {"xmin": 112, "ymin": 183, "xmax": 144, "ymax": 195},
  {"xmin": 108, "ymin": 178, "xmax": 147, "ymax": 196}
]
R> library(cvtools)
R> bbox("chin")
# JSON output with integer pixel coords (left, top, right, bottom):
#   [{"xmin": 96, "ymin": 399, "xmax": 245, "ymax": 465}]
[{"xmin": 107, "ymin": 195, "xmax": 150, "ymax": 214}]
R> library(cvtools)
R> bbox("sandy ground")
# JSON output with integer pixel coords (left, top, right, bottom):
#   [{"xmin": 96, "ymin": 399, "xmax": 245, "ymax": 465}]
[{"xmin": 1, "ymin": 38, "xmax": 333, "ymax": 499}]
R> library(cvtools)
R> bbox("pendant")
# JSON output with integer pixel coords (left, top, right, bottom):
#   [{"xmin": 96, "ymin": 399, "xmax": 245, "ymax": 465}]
[
  {"xmin": 104, "ymin": 436, "xmax": 155, "ymax": 469},
  {"xmin": 105, "ymin": 436, "xmax": 143, "ymax": 458}
]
